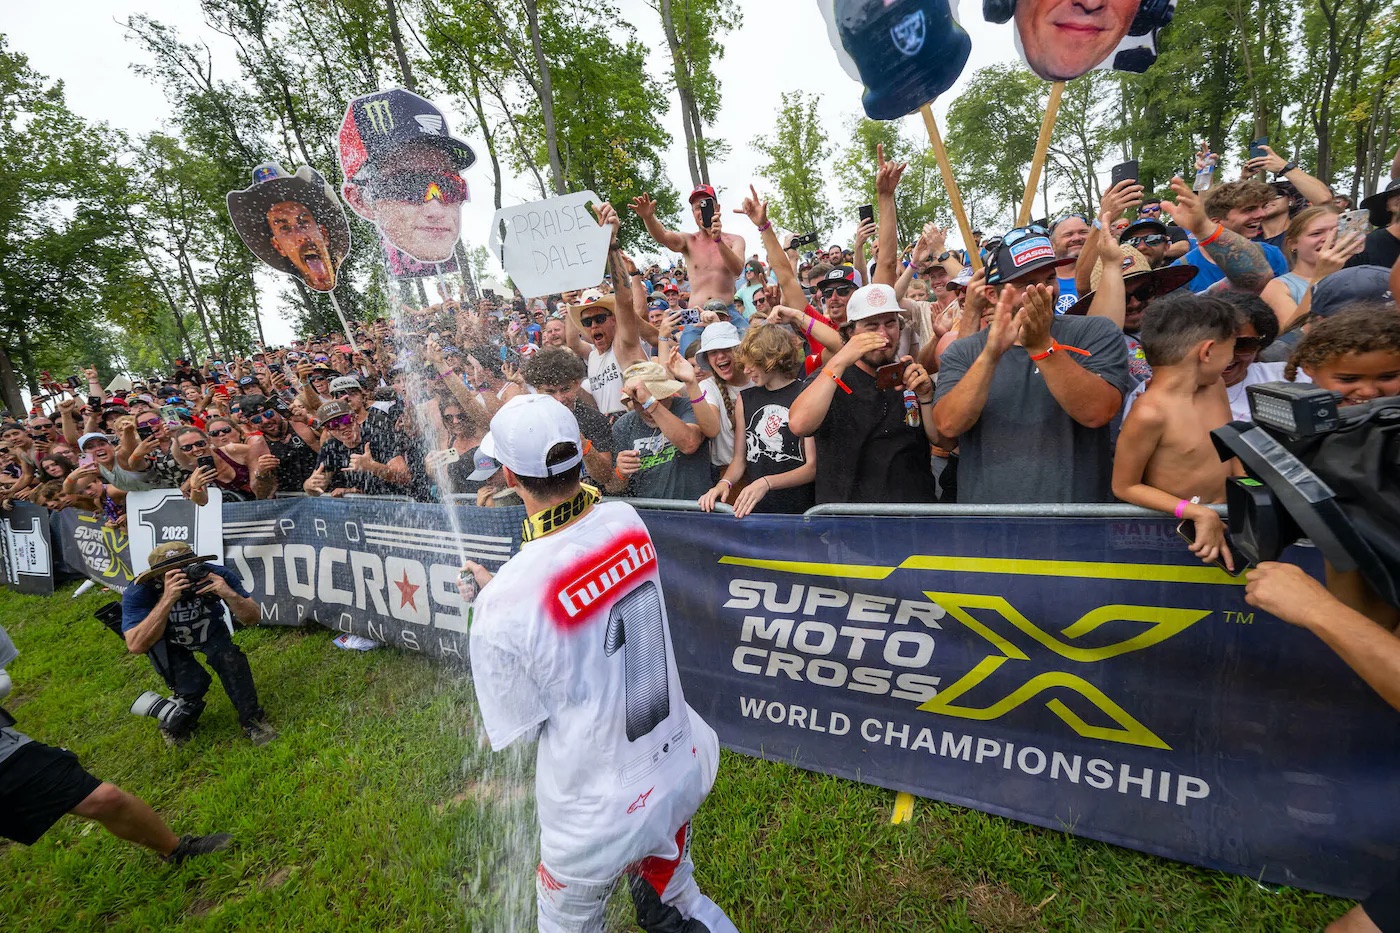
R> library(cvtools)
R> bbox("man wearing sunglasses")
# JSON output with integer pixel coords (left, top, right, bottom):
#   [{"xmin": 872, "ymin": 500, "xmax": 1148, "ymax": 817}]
[
  {"xmin": 1137, "ymin": 199, "xmax": 1191, "ymax": 260},
  {"xmin": 1118, "ymin": 218, "xmax": 1173, "ymax": 269},
  {"xmin": 304, "ymin": 401, "xmax": 409, "ymax": 498},
  {"xmin": 338, "ymin": 89, "xmax": 476, "ymax": 264},
  {"xmin": 933, "ymin": 226, "xmax": 1134, "ymax": 504},
  {"xmin": 236, "ymin": 395, "xmax": 320, "ymax": 494}
]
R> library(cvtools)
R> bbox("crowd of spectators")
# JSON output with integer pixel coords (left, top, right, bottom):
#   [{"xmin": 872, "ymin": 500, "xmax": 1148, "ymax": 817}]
[{"xmin": 2, "ymin": 147, "xmax": 1398, "ymax": 573}]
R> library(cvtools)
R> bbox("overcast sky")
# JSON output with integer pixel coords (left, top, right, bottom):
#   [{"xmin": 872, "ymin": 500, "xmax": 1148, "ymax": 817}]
[{"xmin": 3, "ymin": 0, "xmax": 1025, "ymax": 345}]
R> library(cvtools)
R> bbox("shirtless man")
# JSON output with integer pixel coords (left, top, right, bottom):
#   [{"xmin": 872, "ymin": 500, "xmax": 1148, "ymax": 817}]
[{"xmin": 630, "ymin": 186, "xmax": 745, "ymax": 309}]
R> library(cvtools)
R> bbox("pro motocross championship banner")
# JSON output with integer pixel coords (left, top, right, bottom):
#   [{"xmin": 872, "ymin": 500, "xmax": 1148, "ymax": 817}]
[
  {"xmin": 640, "ymin": 512, "xmax": 1400, "ymax": 901},
  {"xmin": 221, "ymin": 498, "xmax": 519, "ymax": 661}
]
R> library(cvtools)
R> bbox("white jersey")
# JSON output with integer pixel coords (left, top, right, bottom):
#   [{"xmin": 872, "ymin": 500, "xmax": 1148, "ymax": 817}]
[
  {"xmin": 470, "ymin": 501, "xmax": 718, "ymax": 878},
  {"xmin": 587, "ymin": 346, "xmax": 624, "ymax": 416}
]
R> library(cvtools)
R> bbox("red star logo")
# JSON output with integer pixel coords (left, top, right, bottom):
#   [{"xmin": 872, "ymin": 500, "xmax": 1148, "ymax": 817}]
[
  {"xmin": 393, "ymin": 570, "xmax": 421, "ymax": 610},
  {"xmin": 627, "ymin": 787, "xmax": 654, "ymax": 814}
]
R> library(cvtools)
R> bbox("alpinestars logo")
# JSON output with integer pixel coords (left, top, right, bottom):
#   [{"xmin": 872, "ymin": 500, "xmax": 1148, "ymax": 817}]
[{"xmin": 550, "ymin": 530, "xmax": 657, "ymax": 627}]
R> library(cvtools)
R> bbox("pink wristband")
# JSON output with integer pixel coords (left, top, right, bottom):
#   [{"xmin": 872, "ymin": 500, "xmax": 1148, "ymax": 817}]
[{"xmin": 1173, "ymin": 499, "xmax": 1190, "ymax": 519}]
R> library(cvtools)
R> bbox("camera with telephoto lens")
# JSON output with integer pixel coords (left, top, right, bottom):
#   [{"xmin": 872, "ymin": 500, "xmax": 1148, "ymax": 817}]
[
  {"xmin": 130, "ymin": 691, "xmax": 190, "ymax": 729},
  {"xmin": 1211, "ymin": 383, "xmax": 1400, "ymax": 610}
]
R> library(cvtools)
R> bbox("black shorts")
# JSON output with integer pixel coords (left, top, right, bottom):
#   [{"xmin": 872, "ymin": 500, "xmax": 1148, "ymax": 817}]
[
  {"xmin": 1367, "ymin": 868, "xmax": 1400, "ymax": 933},
  {"xmin": 0, "ymin": 741, "xmax": 102, "ymax": 845}
]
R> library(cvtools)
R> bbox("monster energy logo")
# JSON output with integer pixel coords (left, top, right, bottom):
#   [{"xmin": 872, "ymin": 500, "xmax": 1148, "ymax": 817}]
[{"xmin": 363, "ymin": 99, "xmax": 395, "ymax": 135}]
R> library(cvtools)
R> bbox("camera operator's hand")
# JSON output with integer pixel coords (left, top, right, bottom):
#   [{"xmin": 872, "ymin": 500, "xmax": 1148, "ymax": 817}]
[
  {"xmin": 1243, "ymin": 562, "xmax": 1331, "ymax": 626},
  {"xmin": 159, "ymin": 568, "xmax": 192, "ymax": 605},
  {"xmin": 195, "ymin": 572, "xmax": 234, "ymax": 600}
]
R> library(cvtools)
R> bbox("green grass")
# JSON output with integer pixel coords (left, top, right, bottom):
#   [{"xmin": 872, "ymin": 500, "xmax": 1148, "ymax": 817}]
[{"xmin": 0, "ymin": 583, "xmax": 1349, "ymax": 931}]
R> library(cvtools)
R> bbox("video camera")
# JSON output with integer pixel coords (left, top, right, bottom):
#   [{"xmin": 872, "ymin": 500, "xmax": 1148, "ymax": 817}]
[{"xmin": 1211, "ymin": 383, "xmax": 1400, "ymax": 609}]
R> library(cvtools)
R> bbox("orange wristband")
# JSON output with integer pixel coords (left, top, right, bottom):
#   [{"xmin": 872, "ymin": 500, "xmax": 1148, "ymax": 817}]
[
  {"xmin": 1198, "ymin": 224, "xmax": 1224, "ymax": 247},
  {"xmin": 823, "ymin": 368, "xmax": 852, "ymax": 394},
  {"xmin": 1028, "ymin": 340, "xmax": 1091, "ymax": 362}
]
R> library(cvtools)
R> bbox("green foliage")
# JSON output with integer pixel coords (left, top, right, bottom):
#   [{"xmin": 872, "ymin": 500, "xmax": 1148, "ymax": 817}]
[
  {"xmin": 945, "ymin": 65, "xmax": 1046, "ymax": 230},
  {"xmin": 755, "ymin": 91, "xmax": 837, "ymax": 242},
  {"xmin": 835, "ymin": 116, "xmax": 949, "ymax": 247}
]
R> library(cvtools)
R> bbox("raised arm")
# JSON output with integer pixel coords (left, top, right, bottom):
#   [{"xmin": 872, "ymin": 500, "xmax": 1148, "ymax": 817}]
[
  {"xmin": 932, "ymin": 287, "xmax": 1016, "ymax": 438},
  {"xmin": 873, "ymin": 144, "xmax": 906, "ymax": 287},
  {"xmin": 629, "ymin": 193, "xmax": 688, "ymax": 253},
  {"xmin": 734, "ymin": 186, "xmax": 805, "ymax": 309},
  {"xmin": 1162, "ymin": 177, "xmax": 1272, "ymax": 294},
  {"xmin": 1245, "ymin": 146, "xmax": 1333, "ymax": 206}
]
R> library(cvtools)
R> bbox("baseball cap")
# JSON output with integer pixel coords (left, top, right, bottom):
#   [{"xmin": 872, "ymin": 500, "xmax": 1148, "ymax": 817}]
[
  {"xmin": 817, "ymin": 267, "xmax": 857, "ymax": 293},
  {"xmin": 844, "ymin": 284, "xmax": 902, "ymax": 323},
  {"xmin": 77, "ymin": 432, "xmax": 111, "ymax": 451},
  {"xmin": 1310, "ymin": 265, "xmax": 1394, "ymax": 319},
  {"xmin": 648, "ymin": 298, "xmax": 668, "ymax": 311},
  {"xmin": 487, "ymin": 395, "xmax": 582, "ymax": 479},
  {"xmin": 701, "ymin": 299, "xmax": 732, "ymax": 318},
  {"xmin": 986, "ymin": 225, "xmax": 1075, "ymax": 285},
  {"xmin": 663, "ymin": 283, "xmax": 680, "ymax": 294},
  {"xmin": 689, "ymin": 184, "xmax": 717, "ymax": 204},
  {"xmin": 314, "ymin": 400, "xmax": 354, "ymax": 427},
  {"xmin": 948, "ymin": 269, "xmax": 974, "ymax": 290},
  {"xmin": 329, "ymin": 376, "xmax": 363, "ymax": 395},
  {"xmin": 466, "ymin": 433, "xmax": 502, "ymax": 482},
  {"xmin": 1360, "ymin": 178, "xmax": 1400, "ymax": 228},
  {"xmin": 338, "ymin": 88, "xmax": 477, "ymax": 183},
  {"xmin": 1119, "ymin": 218, "xmax": 1169, "ymax": 242}
]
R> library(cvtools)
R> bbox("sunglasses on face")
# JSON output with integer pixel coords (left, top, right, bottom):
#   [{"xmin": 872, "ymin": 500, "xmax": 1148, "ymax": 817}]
[
  {"xmin": 1140, "ymin": 205, "xmax": 1162, "ymax": 214},
  {"xmin": 367, "ymin": 171, "xmax": 469, "ymax": 205},
  {"xmin": 1233, "ymin": 336, "xmax": 1263, "ymax": 354},
  {"xmin": 249, "ymin": 410, "xmax": 277, "ymax": 424},
  {"xmin": 579, "ymin": 312, "xmax": 613, "ymax": 328},
  {"xmin": 752, "ymin": 294, "xmax": 769, "ymax": 305},
  {"xmin": 823, "ymin": 284, "xmax": 856, "ymax": 297},
  {"xmin": 324, "ymin": 415, "xmax": 356, "ymax": 430},
  {"xmin": 441, "ymin": 412, "xmax": 469, "ymax": 423},
  {"xmin": 179, "ymin": 440, "xmax": 208, "ymax": 452},
  {"xmin": 1125, "ymin": 285, "xmax": 1155, "ymax": 303},
  {"xmin": 208, "ymin": 427, "xmax": 234, "ymax": 438},
  {"xmin": 137, "ymin": 420, "xmax": 160, "ymax": 430},
  {"xmin": 1127, "ymin": 235, "xmax": 1168, "ymax": 247}
]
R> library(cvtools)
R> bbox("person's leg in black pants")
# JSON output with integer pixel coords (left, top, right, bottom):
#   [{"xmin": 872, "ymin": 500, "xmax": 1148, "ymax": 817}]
[
  {"xmin": 199, "ymin": 634, "xmax": 265, "ymax": 729},
  {"xmin": 158, "ymin": 642, "xmax": 210, "ymax": 740}
]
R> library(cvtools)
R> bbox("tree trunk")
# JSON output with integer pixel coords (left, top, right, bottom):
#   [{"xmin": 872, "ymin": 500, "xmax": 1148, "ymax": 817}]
[
  {"xmin": 385, "ymin": 0, "xmax": 418, "ymax": 91},
  {"xmin": 0, "ymin": 344, "xmax": 25, "ymax": 419},
  {"xmin": 248, "ymin": 273, "xmax": 267, "ymax": 347},
  {"xmin": 659, "ymin": 0, "xmax": 701, "ymax": 186},
  {"xmin": 523, "ymin": 0, "xmax": 567, "ymax": 194},
  {"xmin": 467, "ymin": 71, "xmax": 506, "ymax": 210}
]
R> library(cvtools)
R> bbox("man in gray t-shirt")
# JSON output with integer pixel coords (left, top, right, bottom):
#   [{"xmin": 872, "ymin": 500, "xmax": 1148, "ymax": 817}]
[
  {"xmin": 933, "ymin": 228, "xmax": 1135, "ymax": 504},
  {"xmin": 610, "ymin": 363, "xmax": 711, "ymax": 501}
]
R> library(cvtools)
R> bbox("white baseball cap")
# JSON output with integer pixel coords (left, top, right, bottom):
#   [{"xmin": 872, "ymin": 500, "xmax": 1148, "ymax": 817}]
[
  {"xmin": 844, "ymin": 283, "xmax": 902, "ymax": 323},
  {"xmin": 487, "ymin": 395, "xmax": 582, "ymax": 479}
]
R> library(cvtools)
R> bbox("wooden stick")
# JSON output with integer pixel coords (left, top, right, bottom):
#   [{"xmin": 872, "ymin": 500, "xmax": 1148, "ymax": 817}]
[
  {"xmin": 1018, "ymin": 82, "xmax": 1065, "ymax": 226},
  {"xmin": 918, "ymin": 104, "xmax": 981, "ymax": 272}
]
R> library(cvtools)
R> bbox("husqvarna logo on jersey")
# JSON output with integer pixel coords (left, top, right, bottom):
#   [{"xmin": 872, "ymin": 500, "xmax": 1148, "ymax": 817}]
[{"xmin": 553, "ymin": 531, "xmax": 657, "ymax": 624}]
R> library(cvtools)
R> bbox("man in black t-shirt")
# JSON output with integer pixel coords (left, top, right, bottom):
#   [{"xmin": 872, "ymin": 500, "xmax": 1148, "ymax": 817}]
[
  {"xmin": 788, "ymin": 284, "xmax": 940, "ymax": 504},
  {"xmin": 523, "ymin": 349, "xmax": 616, "ymax": 487},
  {"xmin": 1348, "ymin": 179, "xmax": 1400, "ymax": 270},
  {"xmin": 304, "ymin": 401, "xmax": 409, "ymax": 497},
  {"xmin": 235, "ymin": 394, "xmax": 320, "ymax": 493}
]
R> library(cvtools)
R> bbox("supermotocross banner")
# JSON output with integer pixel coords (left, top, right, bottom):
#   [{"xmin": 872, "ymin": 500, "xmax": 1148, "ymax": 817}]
[
  {"xmin": 45, "ymin": 497, "xmax": 1400, "ymax": 898},
  {"xmin": 640, "ymin": 511, "xmax": 1400, "ymax": 901}
]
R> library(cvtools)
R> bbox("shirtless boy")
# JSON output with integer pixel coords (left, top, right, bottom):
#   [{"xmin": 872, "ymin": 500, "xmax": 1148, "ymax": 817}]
[
  {"xmin": 631, "ymin": 187, "xmax": 745, "ymax": 310},
  {"xmin": 1112, "ymin": 293, "xmax": 1241, "ymax": 570}
]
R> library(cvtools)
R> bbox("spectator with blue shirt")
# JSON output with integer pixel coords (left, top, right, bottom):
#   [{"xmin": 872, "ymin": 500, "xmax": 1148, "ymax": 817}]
[
  {"xmin": 1173, "ymin": 180, "xmax": 1291, "ymax": 292},
  {"xmin": 1048, "ymin": 214, "xmax": 1090, "ymax": 313}
]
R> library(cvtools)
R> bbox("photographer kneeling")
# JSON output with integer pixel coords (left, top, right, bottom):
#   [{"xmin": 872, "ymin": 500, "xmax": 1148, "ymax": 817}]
[{"xmin": 120, "ymin": 543, "xmax": 275, "ymax": 747}]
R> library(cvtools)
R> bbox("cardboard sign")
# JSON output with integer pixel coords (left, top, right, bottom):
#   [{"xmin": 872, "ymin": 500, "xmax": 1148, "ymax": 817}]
[
  {"xmin": 488, "ymin": 191, "xmax": 612, "ymax": 299},
  {"xmin": 227, "ymin": 163, "xmax": 351, "ymax": 293},
  {"xmin": 127, "ymin": 488, "xmax": 225, "ymax": 579}
]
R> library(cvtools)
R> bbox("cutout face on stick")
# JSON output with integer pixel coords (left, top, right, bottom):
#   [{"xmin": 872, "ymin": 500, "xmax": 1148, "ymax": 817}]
[
  {"xmin": 227, "ymin": 164, "xmax": 350, "ymax": 292},
  {"xmin": 337, "ymin": 88, "xmax": 476, "ymax": 264}
]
